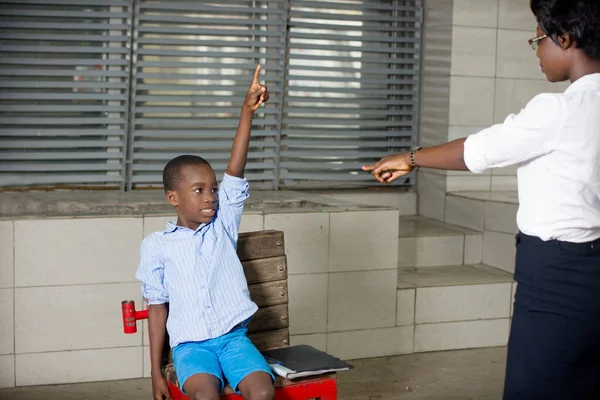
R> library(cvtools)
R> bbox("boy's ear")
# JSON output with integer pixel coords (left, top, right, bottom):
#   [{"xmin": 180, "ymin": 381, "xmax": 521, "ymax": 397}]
[
  {"xmin": 557, "ymin": 33, "xmax": 573, "ymax": 50},
  {"xmin": 166, "ymin": 190, "xmax": 179, "ymax": 207}
]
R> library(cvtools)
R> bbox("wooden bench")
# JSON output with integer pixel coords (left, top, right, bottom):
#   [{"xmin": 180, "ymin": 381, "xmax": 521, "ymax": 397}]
[{"xmin": 151, "ymin": 230, "xmax": 338, "ymax": 400}]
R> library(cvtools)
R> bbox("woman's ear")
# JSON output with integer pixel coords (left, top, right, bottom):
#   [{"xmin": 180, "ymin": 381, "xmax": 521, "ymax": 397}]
[{"xmin": 557, "ymin": 33, "xmax": 573, "ymax": 50}]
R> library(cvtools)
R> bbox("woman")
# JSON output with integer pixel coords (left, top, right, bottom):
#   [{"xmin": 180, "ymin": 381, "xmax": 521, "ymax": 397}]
[{"xmin": 363, "ymin": 0, "xmax": 600, "ymax": 398}]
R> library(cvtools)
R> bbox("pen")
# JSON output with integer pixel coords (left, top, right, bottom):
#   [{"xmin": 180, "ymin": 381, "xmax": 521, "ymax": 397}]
[{"xmin": 264, "ymin": 356, "xmax": 283, "ymax": 365}]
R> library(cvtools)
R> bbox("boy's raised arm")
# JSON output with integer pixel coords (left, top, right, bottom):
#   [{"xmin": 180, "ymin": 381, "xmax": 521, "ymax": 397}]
[{"xmin": 225, "ymin": 65, "xmax": 269, "ymax": 178}]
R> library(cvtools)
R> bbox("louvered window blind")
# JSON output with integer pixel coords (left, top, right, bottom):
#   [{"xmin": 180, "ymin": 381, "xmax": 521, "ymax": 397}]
[
  {"xmin": 280, "ymin": 0, "xmax": 422, "ymax": 188},
  {"xmin": 0, "ymin": 0, "xmax": 422, "ymax": 190},
  {"xmin": 128, "ymin": 0, "xmax": 286, "ymax": 189},
  {"xmin": 0, "ymin": 0, "xmax": 132, "ymax": 189}
]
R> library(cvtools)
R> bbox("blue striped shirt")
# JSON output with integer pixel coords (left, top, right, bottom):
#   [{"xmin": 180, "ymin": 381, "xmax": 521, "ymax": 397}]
[{"xmin": 135, "ymin": 173, "xmax": 258, "ymax": 348}]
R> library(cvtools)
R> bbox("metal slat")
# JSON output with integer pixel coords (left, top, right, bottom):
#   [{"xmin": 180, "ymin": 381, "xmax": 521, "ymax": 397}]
[
  {"xmin": 0, "ymin": 45, "xmax": 129, "ymax": 54},
  {"xmin": 0, "ymin": 33, "xmax": 129, "ymax": 42},
  {"xmin": 287, "ymin": 53, "xmax": 417, "ymax": 64},
  {"xmin": 290, "ymin": 10, "xmax": 416, "ymax": 24},
  {"xmin": 0, "ymin": 58, "xmax": 128, "ymax": 66},
  {"xmin": 280, "ymin": 139, "xmax": 410, "ymax": 148},
  {"xmin": 0, "ymin": 140, "xmax": 125, "ymax": 149},
  {"xmin": 0, "ymin": 0, "xmax": 129, "ymax": 6},
  {"xmin": 137, "ymin": 25, "xmax": 283, "ymax": 37},
  {"xmin": 0, "ymin": 105, "xmax": 126, "ymax": 113},
  {"xmin": 0, "ymin": 174, "xmax": 124, "ymax": 186},
  {"xmin": 281, "ymin": 129, "xmax": 412, "ymax": 138},
  {"xmin": 0, "ymin": 128, "xmax": 125, "ymax": 137},
  {"xmin": 138, "ymin": 61, "xmax": 283, "ymax": 71},
  {"xmin": 133, "ymin": 161, "xmax": 274, "ymax": 172},
  {"xmin": 133, "ymin": 129, "xmax": 278, "ymax": 138},
  {"xmin": 137, "ymin": 48, "xmax": 281, "ymax": 59},
  {"xmin": 289, "ymin": 0, "xmax": 417, "ymax": 13},
  {"xmin": 2, "ymin": 117, "xmax": 126, "ymax": 125},
  {"xmin": 133, "ymin": 151, "xmax": 275, "ymax": 161},
  {"xmin": 137, "ymin": 37, "xmax": 283, "ymax": 49},
  {"xmin": 139, "ymin": 14, "xmax": 286, "ymax": 27},
  {"xmin": 135, "ymin": 95, "xmax": 281, "ymax": 103},
  {"xmin": 0, "ymin": 93, "xmax": 127, "ymax": 101},
  {"xmin": 290, "ymin": 31, "xmax": 416, "ymax": 45},
  {"xmin": 287, "ymin": 75, "xmax": 416, "ymax": 85},
  {"xmin": 0, "ymin": 152, "xmax": 125, "ymax": 161},
  {"xmin": 0, "ymin": 81, "xmax": 127, "ymax": 89},
  {"xmin": 137, "ymin": 72, "xmax": 283, "ymax": 82},
  {"xmin": 136, "ymin": 84, "xmax": 282, "ymax": 93},
  {"xmin": 131, "ymin": 171, "xmax": 275, "ymax": 185},
  {"xmin": 289, "ymin": 21, "xmax": 417, "ymax": 33},
  {"xmin": 133, "ymin": 118, "xmax": 279, "ymax": 128},
  {"xmin": 287, "ymin": 42, "xmax": 417, "ymax": 55},
  {"xmin": 135, "ymin": 105, "xmax": 281, "ymax": 115},
  {"xmin": 0, "ymin": 22, "xmax": 130, "ymax": 30},
  {"xmin": 286, "ymin": 86, "xmax": 416, "ymax": 95},
  {"xmin": 0, "ymin": 69, "xmax": 128, "ymax": 77},
  {"xmin": 0, "ymin": 163, "xmax": 124, "ymax": 172},
  {"xmin": 139, "ymin": 2, "xmax": 285, "ymax": 14},
  {"xmin": 134, "ymin": 139, "xmax": 277, "ymax": 150},
  {"xmin": 0, "ymin": 9, "xmax": 130, "ymax": 18}
]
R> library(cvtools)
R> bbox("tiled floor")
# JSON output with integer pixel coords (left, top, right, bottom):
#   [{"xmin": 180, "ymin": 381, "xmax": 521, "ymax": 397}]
[{"xmin": 0, "ymin": 347, "xmax": 507, "ymax": 400}]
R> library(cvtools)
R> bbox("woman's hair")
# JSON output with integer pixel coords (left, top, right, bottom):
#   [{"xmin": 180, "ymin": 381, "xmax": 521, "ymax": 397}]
[{"xmin": 531, "ymin": 0, "xmax": 600, "ymax": 59}]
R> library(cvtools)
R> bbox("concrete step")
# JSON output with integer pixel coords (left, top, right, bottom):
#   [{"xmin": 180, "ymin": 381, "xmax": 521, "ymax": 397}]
[
  {"xmin": 396, "ymin": 264, "xmax": 514, "ymax": 353},
  {"xmin": 444, "ymin": 191, "xmax": 519, "ymax": 273},
  {"xmin": 398, "ymin": 215, "xmax": 483, "ymax": 267}
]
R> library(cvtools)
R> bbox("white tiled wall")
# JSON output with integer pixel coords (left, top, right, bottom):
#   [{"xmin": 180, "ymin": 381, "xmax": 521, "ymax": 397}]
[
  {"xmin": 1, "ymin": 208, "xmax": 407, "ymax": 386},
  {"xmin": 15, "ymin": 283, "xmax": 142, "ymax": 354},
  {"xmin": 329, "ymin": 210, "xmax": 398, "ymax": 272},
  {"xmin": 418, "ymin": 0, "xmax": 570, "ymax": 197},
  {"xmin": 327, "ymin": 326, "xmax": 414, "ymax": 360},
  {"xmin": 14, "ymin": 218, "xmax": 142, "ymax": 287},
  {"xmin": 288, "ymin": 274, "xmax": 328, "ymax": 335},
  {"xmin": 290, "ymin": 333, "xmax": 327, "ymax": 352},
  {"xmin": 414, "ymin": 319, "xmax": 509, "ymax": 352},
  {"xmin": 15, "ymin": 347, "xmax": 143, "ymax": 386},
  {"xmin": 0, "ymin": 289, "xmax": 13, "ymax": 356},
  {"xmin": 265, "ymin": 213, "xmax": 329, "ymax": 275},
  {"xmin": 0, "ymin": 222, "xmax": 13, "ymax": 289},
  {"xmin": 0, "ymin": 355, "xmax": 14, "ymax": 388},
  {"xmin": 327, "ymin": 270, "xmax": 398, "ymax": 332}
]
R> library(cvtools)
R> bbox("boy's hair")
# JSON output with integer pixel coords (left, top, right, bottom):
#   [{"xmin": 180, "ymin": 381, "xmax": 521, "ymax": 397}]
[
  {"xmin": 531, "ymin": 0, "xmax": 600, "ymax": 60},
  {"xmin": 162, "ymin": 155, "xmax": 211, "ymax": 192}
]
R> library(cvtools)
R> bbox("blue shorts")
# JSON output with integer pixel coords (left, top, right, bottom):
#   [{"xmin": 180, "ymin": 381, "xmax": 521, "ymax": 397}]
[{"xmin": 172, "ymin": 324, "xmax": 274, "ymax": 394}]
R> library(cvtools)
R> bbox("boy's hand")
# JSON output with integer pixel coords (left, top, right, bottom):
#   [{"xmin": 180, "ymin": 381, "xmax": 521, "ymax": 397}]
[
  {"xmin": 362, "ymin": 153, "xmax": 413, "ymax": 183},
  {"xmin": 243, "ymin": 64, "xmax": 269, "ymax": 112},
  {"xmin": 151, "ymin": 373, "xmax": 172, "ymax": 400}
]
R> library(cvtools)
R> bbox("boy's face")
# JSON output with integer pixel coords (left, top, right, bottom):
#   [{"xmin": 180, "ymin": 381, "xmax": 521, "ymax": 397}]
[
  {"xmin": 167, "ymin": 163, "xmax": 219, "ymax": 230},
  {"xmin": 535, "ymin": 25, "xmax": 571, "ymax": 83}
]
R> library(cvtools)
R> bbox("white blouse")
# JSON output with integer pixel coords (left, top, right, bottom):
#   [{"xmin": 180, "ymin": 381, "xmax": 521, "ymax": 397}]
[{"xmin": 464, "ymin": 73, "xmax": 600, "ymax": 243}]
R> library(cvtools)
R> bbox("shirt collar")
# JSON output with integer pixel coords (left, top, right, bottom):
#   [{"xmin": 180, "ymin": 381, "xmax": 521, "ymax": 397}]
[
  {"xmin": 565, "ymin": 73, "xmax": 600, "ymax": 95},
  {"xmin": 163, "ymin": 220, "xmax": 208, "ymax": 234}
]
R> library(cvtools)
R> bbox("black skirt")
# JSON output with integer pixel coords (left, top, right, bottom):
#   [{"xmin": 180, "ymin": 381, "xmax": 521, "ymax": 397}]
[{"xmin": 503, "ymin": 232, "xmax": 600, "ymax": 399}]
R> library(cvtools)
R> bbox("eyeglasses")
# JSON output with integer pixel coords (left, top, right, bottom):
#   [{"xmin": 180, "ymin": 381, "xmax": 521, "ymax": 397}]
[{"xmin": 528, "ymin": 34, "xmax": 548, "ymax": 50}]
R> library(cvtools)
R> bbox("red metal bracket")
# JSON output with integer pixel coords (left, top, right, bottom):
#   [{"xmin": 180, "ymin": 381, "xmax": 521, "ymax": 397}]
[{"xmin": 121, "ymin": 300, "xmax": 148, "ymax": 334}]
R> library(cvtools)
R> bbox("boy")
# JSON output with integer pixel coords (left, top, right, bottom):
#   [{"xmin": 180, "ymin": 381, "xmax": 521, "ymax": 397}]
[
  {"xmin": 363, "ymin": 0, "xmax": 600, "ymax": 399},
  {"xmin": 136, "ymin": 66, "xmax": 275, "ymax": 400}
]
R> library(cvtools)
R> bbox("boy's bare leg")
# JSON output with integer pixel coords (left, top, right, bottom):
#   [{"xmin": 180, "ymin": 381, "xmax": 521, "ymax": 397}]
[
  {"xmin": 183, "ymin": 373, "xmax": 221, "ymax": 400},
  {"xmin": 237, "ymin": 371, "xmax": 275, "ymax": 400}
]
